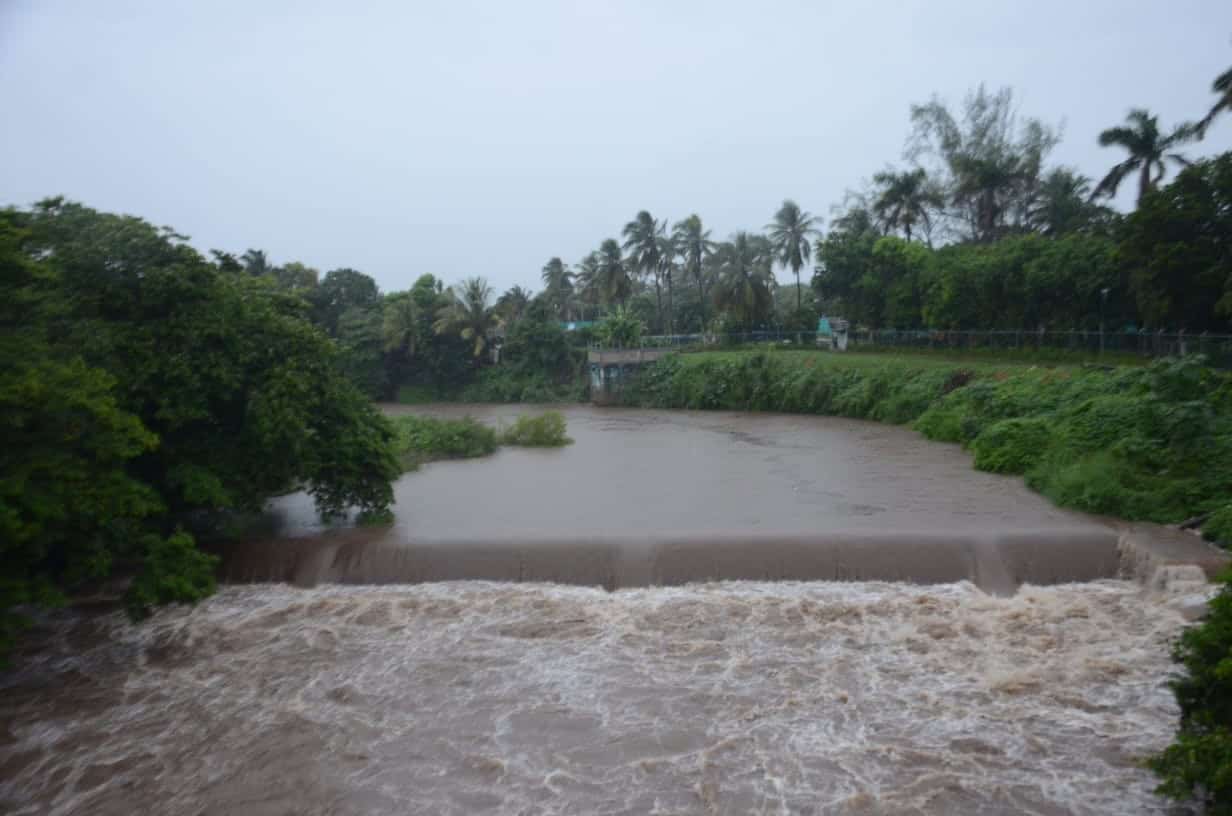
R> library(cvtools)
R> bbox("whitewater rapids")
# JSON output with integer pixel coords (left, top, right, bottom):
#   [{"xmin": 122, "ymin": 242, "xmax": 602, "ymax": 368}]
[{"xmin": 0, "ymin": 579, "xmax": 1189, "ymax": 815}]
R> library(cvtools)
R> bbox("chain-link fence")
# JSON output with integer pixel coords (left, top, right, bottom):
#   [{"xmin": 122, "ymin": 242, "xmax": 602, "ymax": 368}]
[{"xmin": 618, "ymin": 329, "xmax": 1232, "ymax": 367}]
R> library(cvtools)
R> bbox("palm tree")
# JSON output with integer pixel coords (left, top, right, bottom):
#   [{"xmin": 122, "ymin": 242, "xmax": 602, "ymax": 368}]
[
  {"xmin": 621, "ymin": 211, "xmax": 664, "ymax": 331},
  {"xmin": 672, "ymin": 214, "xmax": 715, "ymax": 329},
  {"xmin": 1197, "ymin": 65, "xmax": 1232, "ymax": 136},
  {"xmin": 713, "ymin": 232, "xmax": 774, "ymax": 329},
  {"xmin": 1094, "ymin": 109, "xmax": 1195, "ymax": 205},
  {"xmin": 241, "ymin": 248, "xmax": 272, "ymax": 277},
  {"xmin": 655, "ymin": 230, "xmax": 682, "ymax": 335},
  {"xmin": 871, "ymin": 168, "xmax": 942, "ymax": 243},
  {"xmin": 766, "ymin": 200, "xmax": 820, "ymax": 313},
  {"xmin": 433, "ymin": 277, "xmax": 496, "ymax": 358},
  {"xmin": 1027, "ymin": 168, "xmax": 1107, "ymax": 235},
  {"xmin": 540, "ymin": 257, "xmax": 574, "ymax": 320},
  {"xmin": 596, "ymin": 239, "xmax": 631, "ymax": 308},
  {"xmin": 573, "ymin": 252, "xmax": 602, "ymax": 321},
  {"xmin": 382, "ymin": 293, "xmax": 419, "ymax": 356},
  {"xmin": 496, "ymin": 285, "xmax": 532, "ymax": 327}
]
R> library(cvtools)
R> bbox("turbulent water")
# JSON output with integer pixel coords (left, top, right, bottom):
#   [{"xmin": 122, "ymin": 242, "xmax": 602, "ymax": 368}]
[{"xmin": 1, "ymin": 580, "xmax": 1189, "ymax": 815}]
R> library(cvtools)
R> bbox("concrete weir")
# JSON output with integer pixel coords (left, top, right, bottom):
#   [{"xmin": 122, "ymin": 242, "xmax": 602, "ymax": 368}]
[{"xmin": 216, "ymin": 524, "xmax": 1228, "ymax": 596}]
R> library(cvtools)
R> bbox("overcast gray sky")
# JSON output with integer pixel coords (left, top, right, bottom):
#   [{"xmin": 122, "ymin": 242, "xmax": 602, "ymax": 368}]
[{"xmin": 3, "ymin": 0, "xmax": 1231, "ymax": 294}]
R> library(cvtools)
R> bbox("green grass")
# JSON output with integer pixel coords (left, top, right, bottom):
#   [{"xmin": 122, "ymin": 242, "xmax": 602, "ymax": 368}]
[{"xmin": 624, "ymin": 351, "xmax": 1232, "ymax": 528}]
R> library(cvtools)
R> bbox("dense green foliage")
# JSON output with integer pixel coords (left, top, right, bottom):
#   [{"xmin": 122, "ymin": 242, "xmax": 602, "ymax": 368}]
[
  {"xmin": 1, "ymin": 201, "xmax": 399, "ymax": 656},
  {"xmin": 1206, "ymin": 505, "xmax": 1232, "ymax": 548},
  {"xmin": 625, "ymin": 351, "xmax": 1232, "ymax": 524},
  {"xmin": 389, "ymin": 415, "xmax": 499, "ymax": 470},
  {"xmin": 500, "ymin": 412, "xmax": 572, "ymax": 447},
  {"xmin": 1150, "ymin": 574, "xmax": 1232, "ymax": 812},
  {"xmin": 390, "ymin": 411, "xmax": 571, "ymax": 468}
]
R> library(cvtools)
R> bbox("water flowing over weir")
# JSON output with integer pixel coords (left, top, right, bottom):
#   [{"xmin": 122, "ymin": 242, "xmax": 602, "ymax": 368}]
[
  {"xmin": 4, "ymin": 407, "xmax": 1227, "ymax": 815},
  {"xmin": 218, "ymin": 406, "xmax": 1224, "ymax": 593}
]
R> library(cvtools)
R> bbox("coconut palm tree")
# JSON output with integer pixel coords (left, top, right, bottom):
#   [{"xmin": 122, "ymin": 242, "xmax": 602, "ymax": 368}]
[
  {"xmin": 672, "ymin": 214, "xmax": 716, "ymax": 329},
  {"xmin": 496, "ymin": 285, "xmax": 532, "ymax": 327},
  {"xmin": 382, "ymin": 292, "xmax": 419, "ymax": 356},
  {"xmin": 1094, "ymin": 110, "xmax": 1195, "ymax": 205},
  {"xmin": 433, "ymin": 277, "xmax": 496, "ymax": 358},
  {"xmin": 655, "ymin": 230, "xmax": 682, "ymax": 335},
  {"xmin": 596, "ymin": 239, "xmax": 631, "ymax": 308},
  {"xmin": 1026, "ymin": 168, "xmax": 1109, "ymax": 235},
  {"xmin": 540, "ymin": 257, "xmax": 574, "ymax": 320},
  {"xmin": 1197, "ymin": 65, "xmax": 1232, "ymax": 137},
  {"xmin": 573, "ymin": 252, "xmax": 602, "ymax": 321},
  {"xmin": 871, "ymin": 168, "xmax": 942, "ymax": 243},
  {"xmin": 622, "ymin": 211, "xmax": 664, "ymax": 331},
  {"xmin": 766, "ymin": 200, "xmax": 820, "ymax": 313},
  {"xmin": 713, "ymin": 232, "xmax": 774, "ymax": 329}
]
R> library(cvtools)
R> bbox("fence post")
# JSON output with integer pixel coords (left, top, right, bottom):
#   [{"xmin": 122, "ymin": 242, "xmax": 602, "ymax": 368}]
[{"xmin": 1179, "ymin": 329, "xmax": 1187, "ymax": 357}]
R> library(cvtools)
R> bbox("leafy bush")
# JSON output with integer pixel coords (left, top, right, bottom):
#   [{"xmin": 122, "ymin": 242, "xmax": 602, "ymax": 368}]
[
  {"xmin": 970, "ymin": 417, "xmax": 1052, "ymax": 473},
  {"xmin": 389, "ymin": 415, "xmax": 498, "ymax": 470},
  {"xmin": 1206, "ymin": 505, "xmax": 1232, "ymax": 548},
  {"xmin": 596, "ymin": 307, "xmax": 644, "ymax": 347},
  {"xmin": 1150, "ymin": 574, "xmax": 1232, "ymax": 812},
  {"xmin": 501, "ymin": 412, "xmax": 572, "ymax": 447}
]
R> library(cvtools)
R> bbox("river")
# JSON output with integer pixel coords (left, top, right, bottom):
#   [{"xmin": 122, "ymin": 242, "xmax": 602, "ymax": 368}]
[{"xmin": 0, "ymin": 406, "xmax": 1198, "ymax": 814}]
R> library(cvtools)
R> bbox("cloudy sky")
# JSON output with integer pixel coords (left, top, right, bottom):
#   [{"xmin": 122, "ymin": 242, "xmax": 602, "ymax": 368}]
[{"xmin": 2, "ymin": 0, "xmax": 1231, "ymax": 294}]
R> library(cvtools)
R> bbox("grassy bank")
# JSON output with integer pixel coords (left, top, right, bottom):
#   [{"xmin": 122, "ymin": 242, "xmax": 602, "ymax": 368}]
[
  {"xmin": 389, "ymin": 411, "xmax": 571, "ymax": 471},
  {"xmin": 624, "ymin": 351, "xmax": 1232, "ymax": 536}
]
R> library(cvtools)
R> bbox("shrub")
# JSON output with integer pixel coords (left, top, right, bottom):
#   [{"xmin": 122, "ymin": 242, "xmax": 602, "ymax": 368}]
[
  {"xmin": 389, "ymin": 415, "xmax": 498, "ymax": 470},
  {"xmin": 1150, "ymin": 574, "xmax": 1232, "ymax": 812},
  {"xmin": 970, "ymin": 417, "xmax": 1052, "ymax": 473},
  {"xmin": 501, "ymin": 412, "xmax": 572, "ymax": 447},
  {"xmin": 1207, "ymin": 505, "xmax": 1232, "ymax": 548}
]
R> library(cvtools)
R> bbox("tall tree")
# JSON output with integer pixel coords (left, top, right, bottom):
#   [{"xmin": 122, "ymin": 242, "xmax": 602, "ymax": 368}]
[
  {"xmin": 713, "ymin": 232, "xmax": 774, "ymax": 328},
  {"xmin": 596, "ymin": 239, "xmax": 632, "ymax": 308},
  {"xmin": 871, "ymin": 168, "xmax": 942, "ymax": 243},
  {"xmin": 1197, "ymin": 65, "xmax": 1232, "ymax": 136},
  {"xmin": 312, "ymin": 268, "xmax": 381, "ymax": 336},
  {"xmin": 496, "ymin": 285, "xmax": 532, "ymax": 327},
  {"xmin": 573, "ymin": 252, "xmax": 602, "ymax": 320},
  {"xmin": 540, "ymin": 257, "xmax": 574, "ymax": 320},
  {"xmin": 1118, "ymin": 153, "xmax": 1232, "ymax": 331},
  {"xmin": 909, "ymin": 85, "xmax": 1059, "ymax": 241},
  {"xmin": 656, "ymin": 230, "xmax": 682, "ymax": 334},
  {"xmin": 1094, "ymin": 109, "xmax": 1195, "ymax": 205},
  {"xmin": 672, "ymin": 214, "xmax": 716, "ymax": 329},
  {"xmin": 621, "ymin": 211, "xmax": 664, "ymax": 330},
  {"xmin": 1026, "ymin": 168, "xmax": 1110, "ymax": 235},
  {"xmin": 433, "ymin": 277, "xmax": 497, "ymax": 358},
  {"xmin": 241, "ymin": 248, "xmax": 272, "ymax": 277},
  {"xmin": 766, "ymin": 200, "xmax": 820, "ymax": 313}
]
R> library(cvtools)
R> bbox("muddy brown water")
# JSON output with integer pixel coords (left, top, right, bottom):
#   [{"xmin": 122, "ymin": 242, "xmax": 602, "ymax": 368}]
[
  {"xmin": 0, "ymin": 406, "xmax": 1199, "ymax": 814},
  {"xmin": 226, "ymin": 405, "xmax": 1124, "ymax": 593}
]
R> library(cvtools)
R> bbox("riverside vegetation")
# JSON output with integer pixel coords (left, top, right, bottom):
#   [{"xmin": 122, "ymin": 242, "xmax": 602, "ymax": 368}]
[{"xmin": 390, "ymin": 412, "xmax": 571, "ymax": 471}]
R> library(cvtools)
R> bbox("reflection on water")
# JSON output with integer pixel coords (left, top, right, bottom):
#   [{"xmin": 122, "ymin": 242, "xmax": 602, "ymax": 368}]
[{"xmin": 0, "ymin": 580, "xmax": 1184, "ymax": 815}]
